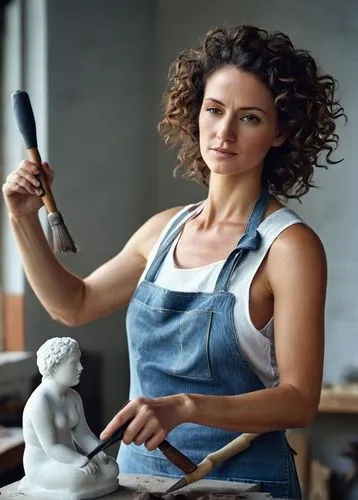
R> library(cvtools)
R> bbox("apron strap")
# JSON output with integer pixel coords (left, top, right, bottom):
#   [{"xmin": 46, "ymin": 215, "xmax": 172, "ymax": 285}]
[{"xmin": 214, "ymin": 188, "xmax": 270, "ymax": 292}]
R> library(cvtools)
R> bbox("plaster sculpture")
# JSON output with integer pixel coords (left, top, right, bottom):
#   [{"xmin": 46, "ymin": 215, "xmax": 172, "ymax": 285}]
[{"xmin": 18, "ymin": 337, "xmax": 119, "ymax": 500}]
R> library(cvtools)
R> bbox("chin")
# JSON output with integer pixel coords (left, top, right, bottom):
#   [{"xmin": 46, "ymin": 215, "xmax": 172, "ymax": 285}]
[
  {"xmin": 204, "ymin": 157, "xmax": 240, "ymax": 171},
  {"xmin": 209, "ymin": 165, "xmax": 243, "ymax": 176},
  {"xmin": 209, "ymin": 162, "xmax": 261, "ymax": 178}
]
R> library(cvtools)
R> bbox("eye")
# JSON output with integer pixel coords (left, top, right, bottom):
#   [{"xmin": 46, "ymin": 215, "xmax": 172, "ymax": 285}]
[
  {"xmin": 241, "ymin": 114, "xmax": 261, "ymax": 124},
  {"xmin": 206, "ymin": 107, "xmax": 222, "ymax": 115}
]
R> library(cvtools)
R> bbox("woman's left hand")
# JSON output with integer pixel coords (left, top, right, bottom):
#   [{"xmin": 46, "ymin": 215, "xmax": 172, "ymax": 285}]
[{"xmin": 100, "ymin": 395, "xmax": 190, "ymax": 451}]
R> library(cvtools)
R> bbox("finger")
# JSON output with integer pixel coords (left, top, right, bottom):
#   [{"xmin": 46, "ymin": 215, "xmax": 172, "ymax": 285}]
[
  {"xmin": 42, "ymin": 162, "xmax": 55, "ymax": 179},
  {"xmin": 4, "ymin": 179, "xmax": 39, "ymax": 196},
  {"xmin": 122, "ymin": 417, "xmax": 147, "ymax": 446},
  {"xmin": 85, "ymin": 463, "xmax": 96, "ymax": 475},
  {"xmin": 133, "ymin": 428, "xmax": 150, "ymax": 446},
  {"xmin": 82, "ymin": 466, "xmax": 91, "ymax": 476},
  {"xmin": 87, "ymin": 466, "xmax": 96, "ymax": 476},
  {"xmin": 132, "ymin": 420, "xmax": 160, "ymax": 446},
  {"xmin": 100, "ymin": 399, "xmax": 135, "ymax": 440},
  {"xmin": 18, "ymin": 168, "xmax": 42, "ymax": 192},
  {"xmin": 134, "ymin": 422, "xmax": 167, "ymax": 450},
  {"xmin": 7, "ymin": 168, "xmax": 41, "ymax": 193},
  {"xmin": 3, "ymin": 181, "xmax": 29, "ymax": 196},
  {"xmin": 100, "ymin": 413, "xmax": 126, "ymax": 440},
  {"xmin": 145, "ymin": 430, "xmax": 167, "ymax": 451},
  {"xmin": 18, "ymin": 159, "xmax": 40, "ymax": 173},
  {"xmin": 8, "ymin": 166, "xmax": 40, "ymax": 184}
]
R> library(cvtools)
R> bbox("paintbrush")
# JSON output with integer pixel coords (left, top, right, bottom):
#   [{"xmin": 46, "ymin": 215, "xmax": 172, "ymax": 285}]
[
  {"xmin": 166, "ymin": 432, "xmax": 261, "ymax": 493},
  {"xmin": 11, "ymin": 90, "xmax": 77, "ymax": 253}
]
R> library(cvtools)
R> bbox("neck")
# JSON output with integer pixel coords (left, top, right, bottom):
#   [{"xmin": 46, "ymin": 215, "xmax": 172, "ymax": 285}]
[
  {"xmin": 201, "ymin": 170, "xmax": 264, "ymax": 228},
  {"xmin": 42, "ymin": 378, "xmax": 67, "ymax": 398}
]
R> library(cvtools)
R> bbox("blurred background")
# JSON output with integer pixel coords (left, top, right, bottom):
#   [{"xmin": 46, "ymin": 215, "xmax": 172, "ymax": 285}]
[{"xmin": 0, "ymin": 1, "xmax": 357, "ymax": 498}]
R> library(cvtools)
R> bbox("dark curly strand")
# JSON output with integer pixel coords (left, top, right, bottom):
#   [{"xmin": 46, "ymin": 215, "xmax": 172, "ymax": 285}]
[{"xmin": 158, "ymin": 25, "xmax": 347, "ymax": 199}]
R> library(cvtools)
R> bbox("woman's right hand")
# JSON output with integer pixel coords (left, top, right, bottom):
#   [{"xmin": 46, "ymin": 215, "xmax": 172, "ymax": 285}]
[{"xmin": 2, "ymin": 160, "xmax": 54, "ymax": 218}]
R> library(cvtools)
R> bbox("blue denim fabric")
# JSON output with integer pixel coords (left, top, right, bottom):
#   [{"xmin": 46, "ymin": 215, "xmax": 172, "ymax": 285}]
[{"xmin": 119, "ymin": 190, "xmax": 301, "ymax": 499}]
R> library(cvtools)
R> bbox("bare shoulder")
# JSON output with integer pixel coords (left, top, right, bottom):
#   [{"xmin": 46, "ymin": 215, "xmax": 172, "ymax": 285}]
[
  {"xmin": 24, "ymin": 387, "xmax": 51, "ymax": 417},
  {"xmin": 125, "ymin": 206, "xmax": 184, "ymax": 260},
  {"xmin": 267, "ymin": 220, "xmax": 327, "ymax": 289},
  {"xmin": 271, "ymin": 221, "xmax": 326, "ymax": 261}
]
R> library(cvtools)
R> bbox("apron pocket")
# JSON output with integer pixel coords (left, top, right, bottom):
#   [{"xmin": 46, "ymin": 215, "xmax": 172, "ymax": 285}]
[{"xmin": 130, "ymin": 301, "xmax": 213, "ymax": 380}]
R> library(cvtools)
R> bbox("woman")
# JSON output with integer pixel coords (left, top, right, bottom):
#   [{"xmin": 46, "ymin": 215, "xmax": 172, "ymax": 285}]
[
  {"xmin": 19, "ymin": 337, "xmax": 119, "ymax": 499},
  {"xmin": 3, "ymin": 25, "xmax": 346, "ymax": 498}
]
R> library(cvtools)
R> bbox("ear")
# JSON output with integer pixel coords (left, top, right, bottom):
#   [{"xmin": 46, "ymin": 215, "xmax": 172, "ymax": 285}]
[{"xmin": 271, "ymin": 127, "xmax": 288, "ymax": 148}]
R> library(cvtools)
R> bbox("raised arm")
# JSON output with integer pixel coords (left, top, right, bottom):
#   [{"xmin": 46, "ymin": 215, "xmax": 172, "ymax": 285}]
[{"xmin": 3, "ymin": 160, "xmax": 182, "ymax": 326}]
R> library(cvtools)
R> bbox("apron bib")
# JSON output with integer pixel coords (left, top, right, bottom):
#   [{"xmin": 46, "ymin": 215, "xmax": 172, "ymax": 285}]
[{"xmin": 119, "ymin": 190, "xmax": 301, "ymax": 499}]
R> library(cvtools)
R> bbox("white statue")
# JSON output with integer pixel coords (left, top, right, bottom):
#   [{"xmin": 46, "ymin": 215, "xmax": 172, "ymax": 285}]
[{"xmin": 18, "ymin": 337, "xmax": 119, "ymax": 500}]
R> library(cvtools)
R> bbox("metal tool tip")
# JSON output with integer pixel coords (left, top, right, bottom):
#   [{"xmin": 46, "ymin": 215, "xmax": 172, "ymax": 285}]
[{"xmin": 166, "ymin": 477, "xmax": 188, "ymax": 493}]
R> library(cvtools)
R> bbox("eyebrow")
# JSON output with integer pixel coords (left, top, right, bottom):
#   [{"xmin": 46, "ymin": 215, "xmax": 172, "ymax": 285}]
[{"xmin": 204, "ymin": 97, "xmax": 268, "ymax": 116}]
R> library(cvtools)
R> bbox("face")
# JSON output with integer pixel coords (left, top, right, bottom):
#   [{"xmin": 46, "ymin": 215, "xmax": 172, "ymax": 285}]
[
  {"xmin": 52, "ymin": 351, "xmax": 83, "ymax": 388},
  {"xmin": 198, "ymin": 65, "xmax": 285, "ymax": 179}
]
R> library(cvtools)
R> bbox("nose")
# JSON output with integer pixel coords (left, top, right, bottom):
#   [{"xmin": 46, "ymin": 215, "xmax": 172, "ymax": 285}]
[
  {"xmin": 216, "ymin": 117, "xmax": 236, "ymax": 143},
  {"xmin": 78, "ymin": 362, "xmax": 83, "ymax": 372}
]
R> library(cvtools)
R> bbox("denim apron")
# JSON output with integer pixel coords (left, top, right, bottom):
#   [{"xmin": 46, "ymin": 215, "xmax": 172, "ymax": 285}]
[{"xmin": 119, "ymin": 190, "xmax": 301, "ymax": 499}]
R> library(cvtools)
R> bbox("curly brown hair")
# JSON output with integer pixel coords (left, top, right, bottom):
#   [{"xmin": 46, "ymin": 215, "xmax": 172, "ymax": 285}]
[{"xmin": 158, "ymin": 25, "xmax": 347, "ymax": 199}]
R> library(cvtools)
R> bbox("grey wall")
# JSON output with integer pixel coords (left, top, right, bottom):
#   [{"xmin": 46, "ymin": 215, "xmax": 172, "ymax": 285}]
[{"xmin": 156, "ymin": 0, "xmax": 358, "ymax": 492}]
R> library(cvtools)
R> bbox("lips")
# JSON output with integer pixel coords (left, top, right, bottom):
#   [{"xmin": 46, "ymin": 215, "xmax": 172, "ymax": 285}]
[{"xmin": 211, "ymin": 147, "xmax": 237, "ymax": 155}]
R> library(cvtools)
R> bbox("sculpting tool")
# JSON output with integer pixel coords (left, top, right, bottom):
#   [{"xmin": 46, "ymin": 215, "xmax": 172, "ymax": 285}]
[
  {"xmin": 166, "ymin": 432, "xmax": 261, "ymax": 493},
  {"xmin": 11, "ymin": 90, "xmax": 77, "ymax": 253},
  {"xmin": 87, "ymin": 418, "xmax": 197, "ymax": 474},
  {"xmin": 87, "ymin": 421, "xmax": 196, "ymax": 473}
]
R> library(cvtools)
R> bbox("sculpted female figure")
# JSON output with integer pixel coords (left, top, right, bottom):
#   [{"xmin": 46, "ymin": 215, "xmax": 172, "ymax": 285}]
[{"xmin": 18, "ymin": 337, "xmax": 119, "ymax": 500}]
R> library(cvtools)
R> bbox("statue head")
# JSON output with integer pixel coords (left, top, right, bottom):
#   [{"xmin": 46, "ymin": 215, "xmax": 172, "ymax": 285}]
[{"xmin": 37, "ymin": 337, "xmax": 81, "ymax": 383}]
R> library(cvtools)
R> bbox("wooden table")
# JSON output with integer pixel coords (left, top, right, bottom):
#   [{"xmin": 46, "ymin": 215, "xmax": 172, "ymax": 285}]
[
  {"xmin": 0, "ymin": 473, "xmax": 275, "ymax": 499},
  {"xmin": 319, "ymin": 386, "xmax": 358, "ymax": 414}
]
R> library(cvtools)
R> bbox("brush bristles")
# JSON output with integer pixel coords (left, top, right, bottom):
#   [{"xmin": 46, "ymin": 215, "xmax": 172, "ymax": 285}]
[{"xmin": 48, "ymin": 212, "xmax": 77, "ymax": 254}]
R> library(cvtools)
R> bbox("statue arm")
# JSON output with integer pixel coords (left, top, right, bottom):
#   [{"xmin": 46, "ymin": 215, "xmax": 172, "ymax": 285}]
[
  {"xmin": 29, "ymin": 395, "xmax": 88, "ymax": 468},
  {"xmin": 70, "ymin": 389, "xmax": 102, "ymax": 453}
]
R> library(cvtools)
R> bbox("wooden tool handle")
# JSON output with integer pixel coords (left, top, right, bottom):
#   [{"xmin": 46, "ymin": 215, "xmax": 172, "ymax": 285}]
[
  {"xmin": 158, "ymin": 440, "xmax": 197, "ymax": 474},
  {"xmin": 207, "ymin": 433, "xmax": 260, "ymax": 466},
  {"xmin": 11, "ymin": 90, "xmax": 58, "ymax": 213},
  {"xmin": 177, "ymin": 433, "xmax": 262, "ymax": 487}
]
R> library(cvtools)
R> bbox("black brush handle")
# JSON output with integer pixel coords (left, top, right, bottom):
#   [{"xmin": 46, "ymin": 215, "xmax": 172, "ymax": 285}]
[
  {"xmin": 11, "ymin": 90, "xmax": 38, "ymax": 149},
  {"xmin": 11, "ymin": 90, "xmax": 58, "ymax": 213},
  {"xmin": 87, "ymin": 422, "xmax": 130, "ymax": 460}
]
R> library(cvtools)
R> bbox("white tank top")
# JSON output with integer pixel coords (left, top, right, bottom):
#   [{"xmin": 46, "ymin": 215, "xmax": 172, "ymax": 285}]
[{"xmin": 140, "ymin": 202, "xmax": 303, "ymax": 388}]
